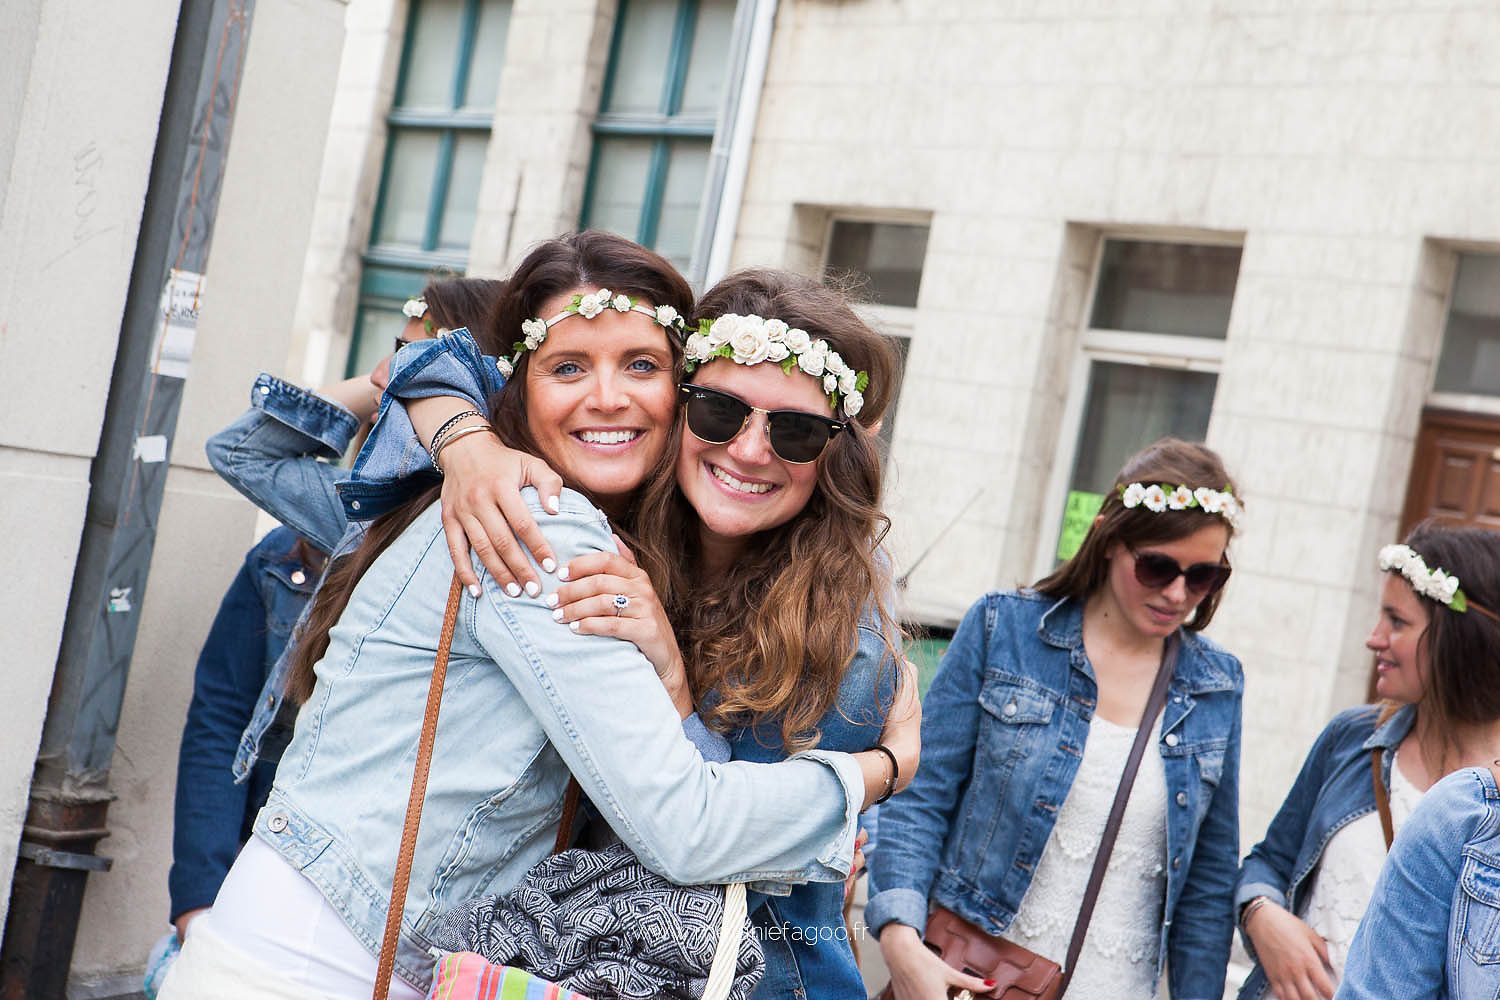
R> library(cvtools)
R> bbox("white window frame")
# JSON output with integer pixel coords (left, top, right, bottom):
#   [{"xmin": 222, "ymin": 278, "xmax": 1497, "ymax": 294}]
[{"xmin": 1030, "ymin": 232, "xmax": 1237, "ymax": 581}]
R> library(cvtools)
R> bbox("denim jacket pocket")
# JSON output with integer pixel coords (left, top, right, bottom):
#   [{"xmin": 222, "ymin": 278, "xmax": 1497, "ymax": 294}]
[
  {"xmin": 977, "ymin": 677, "xmax": 1056, "ymax": 728},
  {"xmin": 1459, "ymin": 851, "xmax": 1500, "ymax": 965}
]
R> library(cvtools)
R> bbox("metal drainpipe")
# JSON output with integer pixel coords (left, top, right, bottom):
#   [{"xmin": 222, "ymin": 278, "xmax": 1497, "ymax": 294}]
[{"xmin": 0, "ymin": 1, "xmax": 257, "ymax": 996}]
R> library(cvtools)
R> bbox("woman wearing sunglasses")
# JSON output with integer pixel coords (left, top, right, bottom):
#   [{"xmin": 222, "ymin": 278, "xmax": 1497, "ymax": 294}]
[
  {"xmin": 1238, "ymin": 523, "xmax": 1500, "ymax": 1000},
  {"xmin": 355, "ymin": 268, "xmax": 918, "ymax": 1000},
  {"xmin": 867, "ymin": 438, "xmax": 1246, "ymax": 1000}
]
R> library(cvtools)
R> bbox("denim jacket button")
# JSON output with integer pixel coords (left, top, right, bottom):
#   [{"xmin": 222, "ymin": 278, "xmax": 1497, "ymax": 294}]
[
  {"xmin": 1164, "ymin": 733, "xmax": 1180, "ymax": 747},
  {"xmin": 1171, "ymin": 855, "xmax": 1181, "ymax": 870},
  {"xmin": 259, "ymin": 385, "xmax": 270, "ymax": 395},
  {"xmin": 1003, "ymin": 702, "xmax": 1018, "ymax": 717},
  {"xmin": 1176, "ymin": 791, "xmax": 1188, "ymax": 807},
  {"xmin": 267, "ymin": 812, "xmax": 289, "ymax": 833},
  {"xmin": 291, "ymin": 570, "xmax": 307, "ymax": 585},
  {"xmin": 351, "ymin": 500, "xmax": 361, "ymax": 511},
  {"xmin": 265, "ymin": 694, "xmax": 275, "ymax": 708}
]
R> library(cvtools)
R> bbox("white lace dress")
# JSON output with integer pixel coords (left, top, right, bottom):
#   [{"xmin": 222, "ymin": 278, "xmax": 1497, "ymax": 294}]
[
  {"xmin": 1266, "ymin": 753, "xmax": 1424, "ymax": 997},
  {"xmin": 1004, "ymin": 714, "xmax": 1168, "ymax": 998}
]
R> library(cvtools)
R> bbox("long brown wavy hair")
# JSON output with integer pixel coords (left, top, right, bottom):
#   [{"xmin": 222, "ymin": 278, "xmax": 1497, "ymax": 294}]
[
  {"xmin": 1034, "ymin": 437, "xmax": 1241, "ymax": 630},
  {"xmin": 285, "ymin": 232, "xmax": 693, "ymax": 705},
  {"xmin": 1384, "ymin": 521, "xmax": 1500, "ymax": 774},
  {"xmin": 630, "ymin": 268, "xmax": 904, "ymax": 752}
]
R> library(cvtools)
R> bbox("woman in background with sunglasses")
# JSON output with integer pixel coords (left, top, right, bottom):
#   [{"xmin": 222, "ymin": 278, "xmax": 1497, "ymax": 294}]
[
  {"xmin": 1237, "ymin": 523, "xmax": 1500, "ymax": 1000},
  {"xmin": 868, "ymin": 438, "xmax": 1246, "ymax": 1000}
]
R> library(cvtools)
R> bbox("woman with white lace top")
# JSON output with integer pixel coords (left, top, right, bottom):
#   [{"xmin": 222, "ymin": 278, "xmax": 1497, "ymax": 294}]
[
  {"xmin": 1236, "ymin": 522, "xmax": 1500, "ymax": 1000},
  {"xmin": 867, "ymin": 439, "xmax": 1246, "ymax": 1000}
]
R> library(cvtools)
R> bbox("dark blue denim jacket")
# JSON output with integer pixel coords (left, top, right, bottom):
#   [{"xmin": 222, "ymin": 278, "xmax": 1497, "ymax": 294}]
[
  {"xmin": 865, "ymin": 590, "xmax": 1244, "ymax": 1000},
  {"xmin": 1235, "ymin": 703, "xmax": 1417, "ymax": 999},
  {"xmin": 204, "ymin": 374, "xmax": 363, "ymax": 781},
  {"xmin": 730, "ymin": 622, "xmax": 898, "ymax": 1000},
  {"xmin": 1337, "ymin": 766, "xmax": 1500, "ymax": 1000},
  {"xmin": 168, "ymin": 526, "xmax": 315, "ymax": 921}
]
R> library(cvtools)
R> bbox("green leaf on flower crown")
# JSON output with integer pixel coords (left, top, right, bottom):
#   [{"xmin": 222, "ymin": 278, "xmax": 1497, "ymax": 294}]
[
  {"xmin": 780, "ymin": 357, "xmax": 798, "ymax": 375},
  {"xmin": 1452, "ymin": 590, "xmax": 1469, "ymax": 612},
  {"xmin": 828, "ymin": 392, "xmax": 839, "ymax": 410},
  {"xmin": 855, "ymin": 371, "xmax": 869, "ymax": 392},
  {"xmin": 511, "ymin": 341, "xmax": 527, "ymax": 354},
  {"xmin": 569, "ymin": 295, "xmax": 583, "ymax": 309}
]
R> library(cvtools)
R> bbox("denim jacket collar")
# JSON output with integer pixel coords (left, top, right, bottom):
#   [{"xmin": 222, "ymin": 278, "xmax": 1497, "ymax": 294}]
[
  {"xmin": 1035, "ymin": 593, "xmax": 1237, "ymax": 694},
  {"xmin": 1362, "ymin": 702, "xmax": 1417, "ymax": 752}
]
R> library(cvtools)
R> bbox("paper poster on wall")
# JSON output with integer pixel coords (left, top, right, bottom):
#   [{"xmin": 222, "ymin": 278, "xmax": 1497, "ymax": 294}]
[
  {"xmin": 1056, "ymin": 489, "xmax": 1106, "ymax": 562},
  {"xmin": 151, "ymin": 268, "xmax": 204, "ymax": 379}
]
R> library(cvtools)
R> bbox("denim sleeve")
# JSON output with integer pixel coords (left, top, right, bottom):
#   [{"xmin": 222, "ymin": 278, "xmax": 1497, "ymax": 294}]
[
  {"xmin": 204, "ymin": 374, "xmax": 358, "ymax": 553},
  {"xmin": 1335, "ymin": 769, "xmax": 1486, "ymax": 1000},
  {"xmin": 1167, "ymin": 679, "xmax": 1241, "ymax": 1000},
  {"xmin": 341, "ymin": 328, "xmax": 505, "ymax": 520},
  {"xmin": 1235, "ymin": 710, "xmax": 1345, "ymax": 964},
  {"xmin": 682, "ymin": 713, "xmax": 731, "ymax": 763},
  {"xmin": 468, "ymin": 497, "xmax": 860, "ymax": 887},
  {"xmin": 865, "ymin": 595, "xmax": 993, "ymax": 938},
  {"xmin": 167, "ymin": 557, "xmax": 269, "ymax": 921}
]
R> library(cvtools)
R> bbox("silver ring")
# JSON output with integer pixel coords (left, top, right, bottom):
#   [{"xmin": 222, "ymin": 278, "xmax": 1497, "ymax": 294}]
[{"xmin": 612, "ymin": 593, "xmax": 629, "ymax": 615}]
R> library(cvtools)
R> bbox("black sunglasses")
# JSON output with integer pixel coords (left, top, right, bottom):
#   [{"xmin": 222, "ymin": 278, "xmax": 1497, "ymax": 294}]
[
  {"xmin": 1128, "ymin": 547, "xmax": 1232, "ymax": 597},
  {"xmin": 393, "ymin": 335, "xmax": 414, "ymax": 354},
  {"xmin": 679, "ymin": 384, "xmax": 844, "ymax": 465}
]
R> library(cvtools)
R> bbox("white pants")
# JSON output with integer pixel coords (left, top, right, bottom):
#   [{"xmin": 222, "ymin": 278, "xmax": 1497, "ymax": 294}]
[{"xmin": 158, "ymin": 916, "xmax": 332, "ymax": 1000}]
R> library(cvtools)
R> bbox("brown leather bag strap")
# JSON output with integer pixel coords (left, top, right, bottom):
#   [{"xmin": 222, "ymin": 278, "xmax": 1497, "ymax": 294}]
[
  {"xmin": 1372, "ymin": 749, "xmax": 1394, "ymax": 851},
  {"xmin": 552, "ymin": 777, "xmax": 583, "ymax": 855},
  {"xmin": 373, "ymin": 573, "xmax": 465, "ymax": 1000},
  {"xmin": 1059, "ymin": 635, "xmax": 1180, "ymax": 996}
]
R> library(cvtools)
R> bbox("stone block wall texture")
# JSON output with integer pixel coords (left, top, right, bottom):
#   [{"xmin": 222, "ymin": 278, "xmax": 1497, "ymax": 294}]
[{"xmin": 727, "ymin": 0, "xmax": 1500, "ymax": 836}]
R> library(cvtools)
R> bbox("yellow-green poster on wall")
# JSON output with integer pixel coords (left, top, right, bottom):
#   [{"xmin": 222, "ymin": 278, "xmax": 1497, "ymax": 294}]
[{"xmin": 1056, "ymin": 490, "xmax": 1106, "ymax": 562}]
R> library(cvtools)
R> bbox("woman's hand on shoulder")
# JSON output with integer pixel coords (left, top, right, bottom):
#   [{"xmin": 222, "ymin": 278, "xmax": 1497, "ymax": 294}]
[
  {"xmin": 880, "ymin": 658, "xmax": 922, "ymax": 793},
  {"xmin": 552, "ymin": 537, "xmax": 692, "ymax": 716},
  {"xmin": 438, "ymin": 430, "xmax": 564, "ymax": 598},
  {"xmin": 1243, "ymin": 899, "xmax": 1335, "ymax": 1000},
  {"xmin": 879, "ymin": 923, "xmax": 992, "ymax": 1000}
]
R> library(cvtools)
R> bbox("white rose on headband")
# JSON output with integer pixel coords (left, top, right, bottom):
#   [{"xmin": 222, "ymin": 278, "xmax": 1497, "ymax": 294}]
[
  {"xmin": 655, "ymin": 305, "xmax": 679, "ymax": 327},
  {"xmin": 824, "ymin": 373, "xmax": 838, "ymax": 394},
  {"xmin": 521, "ymin": 318, "xmax": 547, "ymax": 350},
  {"xmin": 729, "ymin": 323, "xmax": 772, "ymax": 365},
  {"xmin": 838, "ymin": 369, "xmax": 858, "ymax": 394},
  {"xmin": 764, "ymin": 319, "xmax": 789, "ymax": 342},
  {"xmin": 577, "ymin": 293, "xmax": 605, "ymax": 319},
  {"xmin": 783, "ymin": 328, "xmax": 812, "ymax": 355},
  {"xmin": 797, "ymin": 346, "xmax": 826, "ymax": 377},
  {"xmin": 767, "ymin": 341, "xmax": 790, "ymax": 362},
  {"xmin": 611, "ymin": 294, "xmax": 632, "ymax": 312},
  {"xmin": 496, "ymin": 356, "xmax": 514, "ymax": 378},
  {"xmin": 684, "ymin": 332, "xmax": 712, "ymax": 362},
  {"xmin": 843, "ymin": 389, "xmax": 864, "ymax": 418},
  {"xmin": 825, "ymin": 352, "xmax": 850, "ymax": 378}
]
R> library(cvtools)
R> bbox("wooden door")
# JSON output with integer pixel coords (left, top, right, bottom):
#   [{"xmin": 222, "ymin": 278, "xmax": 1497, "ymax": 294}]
[{"xmin": 1400, "ymin": 408, "xmax": 1500, "ymax": 535}]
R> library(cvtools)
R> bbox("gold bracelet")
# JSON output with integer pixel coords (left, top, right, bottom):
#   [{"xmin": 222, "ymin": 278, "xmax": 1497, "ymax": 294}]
[
  {"xmin": 1240, "ymin": 895, "xmax": 1272, "ymax": 932},
  {"xmin": 431, "ymin": 423, "xmax": 496, "ymax": 474}
]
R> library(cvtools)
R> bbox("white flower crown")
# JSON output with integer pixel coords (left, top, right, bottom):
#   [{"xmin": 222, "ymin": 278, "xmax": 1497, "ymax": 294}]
[
  {"xmin": 401, "ymin": 297, "xmax": 450, "ymax": 337},
  {"xmin": 1378, "ymin": 543, "xmax": 1470, "ymax": 611},
  {"xmin": 1119, "ymin": 482, "xmax": 1242, "ymax": 527},
  {"xmin": 682, "ymin": 313, "xmax": 870, "ymax": 417},
  {"xmin": 496, "ymin": 289, "xmax": 687, "ymax": 378}
]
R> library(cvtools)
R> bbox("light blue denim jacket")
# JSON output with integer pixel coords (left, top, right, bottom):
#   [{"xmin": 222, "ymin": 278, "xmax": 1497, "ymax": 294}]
[
  {"xmin": 865, "ymin": 590, "xmax": 1244, "ymax": 1000},
  {"xmin": 205, "ymin": 373, "xmax": 364, "ymax": 781},
  {"xmin": 1235, "ymin": 703, "xmax": 1416, "ymax": 998},
  {"xmin": 259, "ymin": 495, "xmax": 864, "ymax": 991},
  {"xmin": 1336, "ymin": 766, "xmax": 1500, "ymax": 1000}
]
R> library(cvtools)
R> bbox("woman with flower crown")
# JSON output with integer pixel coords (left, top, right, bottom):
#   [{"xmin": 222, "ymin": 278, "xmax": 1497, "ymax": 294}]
[
  {"xmin": 1237, "ymin": 521, "xmax": 1500, "ymax": 1000},
  {"xmin": 367, "ymin": 266, "xmax": 918, "ymax": 1000},
  {"xmin": 867, "ymin": 438, "xmax": 1247, "ymax": 1000},
  {"xmin": 157, "ymin": 234, "xmax": 915, "ymax": 999}
]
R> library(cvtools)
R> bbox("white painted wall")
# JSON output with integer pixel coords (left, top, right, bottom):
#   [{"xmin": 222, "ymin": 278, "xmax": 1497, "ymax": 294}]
[
  {"xmin": 0, "ymin": 0, "xmax": 183, "ymax": 938},
  {"xmin": 725, "ymin": 0, "xmax": 1500, "ymax": 836},
  {"xmin": 63, "ymin": 0, "xmax": 351, "ymax": 984}
]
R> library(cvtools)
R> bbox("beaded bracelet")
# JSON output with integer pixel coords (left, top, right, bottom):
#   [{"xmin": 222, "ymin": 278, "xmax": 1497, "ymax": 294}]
[
  {"xmin": 429, "ymin": 409, "xmax": 484, "ymax": 454},
  {"xmin": 431, "ymin": 424, "xmax": 496, "ymax": 475}
]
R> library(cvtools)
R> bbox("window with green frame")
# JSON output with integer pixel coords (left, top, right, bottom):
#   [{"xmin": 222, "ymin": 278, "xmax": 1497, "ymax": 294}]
[
  {"xmin": 579, "ymin": 0, "xmax": 738, "ymax": 273},
  {"xmin": 348, "ymin": 0, "xmax": 513, "ymax": 378}
]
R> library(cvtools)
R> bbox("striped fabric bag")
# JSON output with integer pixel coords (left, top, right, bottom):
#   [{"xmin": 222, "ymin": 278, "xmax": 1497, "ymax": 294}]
[{"xmin": 426, "ymin": 954, "xmax": 589, "ymax": 1000}]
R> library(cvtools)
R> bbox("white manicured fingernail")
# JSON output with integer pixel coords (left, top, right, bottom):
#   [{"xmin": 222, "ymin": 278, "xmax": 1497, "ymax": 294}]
[
  {"xmin": 544, "ymin": 593, "xmax": 558, "ymax": 608},
  {"xmin": 552, "ymin": 609, "xmax": 563, "ymax": 622},
  {"xmin": 546, "ymin": 496, "xmax": 560, "ymax": 514},
  {"xmin": 541, "ymin": 557, "xmax": 557, "ymax": 573},
  {"xmin": 557, "ymin": 566, "xmax": 570, "ymax": 581},
  {"xmin": 568, "ymin": 621, "xmax": 580, "ymax": 632},
  {"xmin": 467, "ymin": 584, "xmax": 481, "ymax": 598},
  {"xmin": 524, "ymin": 580, "xmax": 540, "ymax": 597},
  {"xmin": 505, "ymin": 582, "xmax": 521, "ymax": 598}
]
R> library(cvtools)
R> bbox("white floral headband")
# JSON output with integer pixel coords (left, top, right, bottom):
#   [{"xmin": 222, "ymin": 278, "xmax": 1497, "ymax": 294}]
[
  {"xmin": 1377, "ymin": 543, "xmax": 1500, "ymax": 622},
  {"xmin": 1120, "ymin": 482, "xmax": 1242, "ymax": 528},
  {"xmin": 495, "ymin": 289, "xmax": 685, "ymax": 378},
  {"xmin": 402, "ymin": 297, "xmax": 450, "ymax": 337},
  {"xmin": 682, "ymin": 313, "xmax": 870, "ymax": 417}
]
